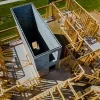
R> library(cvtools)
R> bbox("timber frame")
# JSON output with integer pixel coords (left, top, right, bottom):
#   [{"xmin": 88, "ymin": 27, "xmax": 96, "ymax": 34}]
[{"xmin": 0, "ymin": 0, "xmax": 100, "ymax": 99}]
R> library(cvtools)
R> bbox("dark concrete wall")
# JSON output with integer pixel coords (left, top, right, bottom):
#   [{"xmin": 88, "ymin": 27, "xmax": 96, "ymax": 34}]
[
  {"xmin": 13, "ymin": 5, "xmax": 49, "ymax": 56},
  {"xmin": 11, "ymin": 4, "xmax": 62, "ymax": 76}
]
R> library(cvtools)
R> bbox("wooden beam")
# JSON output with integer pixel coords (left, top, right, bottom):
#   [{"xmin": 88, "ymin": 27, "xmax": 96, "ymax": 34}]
[
  {"xmin": 49, "ymin": 90, "xmax": 55, "ymax": 100},
  {"xmin": 57, "ymin": 86, "xmax": 65, "ymax": 100}
]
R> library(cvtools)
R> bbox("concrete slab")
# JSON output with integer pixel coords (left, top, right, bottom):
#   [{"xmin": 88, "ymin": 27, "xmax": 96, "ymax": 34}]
[
  {"xmin": 15, "ymin": 44, "xmax": 38, "ymax": 84},
  {"xmin": 48, "ymin": 20, "xmax": 69, "ymax": 58},
  {"xmin": 90, "ymin": 42, "xmax": 100, "ymax": 51},
  {"xmin": 44, "ymin": 67, "xmax": 73, "ymax": 81}
]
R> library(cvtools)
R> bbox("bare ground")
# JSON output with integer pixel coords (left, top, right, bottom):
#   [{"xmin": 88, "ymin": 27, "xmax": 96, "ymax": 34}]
[
  {"xmin": 90, "ymin": 11, "xmax": 100, "ymax": 35},
  {"xmin": 90, "ymin": 11, "xmax": 100, "ymax": 24}
]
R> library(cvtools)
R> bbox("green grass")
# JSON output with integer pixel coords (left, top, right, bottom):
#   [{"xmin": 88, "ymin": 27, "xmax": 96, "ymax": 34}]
[
  {"xmin": 54, "ymin": 0, "xmax": 66, "ymax": 8},
  {"xmin": 76, "ymin": 0, "xmax": 100, "ymax": 11},
  {"xmin": 0, "ymin": 0, "xmax": 49, "ymax": 40},
  {"xmin": 1, "ymin": 0, "xmax": 100, "ymax": 40},
  {"xmin": 0, "ymin": 0, "xmax": 48, "ymax": 31},
  {"xmin": 0, "ymin": 29, "xmax": 17, "ymax": 41}
]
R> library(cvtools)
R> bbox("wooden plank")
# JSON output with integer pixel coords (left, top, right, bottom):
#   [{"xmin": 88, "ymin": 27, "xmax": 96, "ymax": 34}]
[{"xmin": 49, "ymin": 90, "xmax": 55, "ymax": 100}]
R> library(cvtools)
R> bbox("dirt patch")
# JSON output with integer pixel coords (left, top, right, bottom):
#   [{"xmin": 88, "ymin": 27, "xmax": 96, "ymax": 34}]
[
  {"xmin": 90, "ymin": 11, "xmax": 100, "ymax": 24},
  {"xmin": 90, "ymin": 11, "xmax": 100, "ymax": 35}
]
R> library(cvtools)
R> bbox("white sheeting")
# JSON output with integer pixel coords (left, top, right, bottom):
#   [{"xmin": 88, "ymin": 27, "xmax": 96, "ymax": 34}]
[{"xmin": 15, "ymin": 44, "xmax": 38, "ymax": 84}]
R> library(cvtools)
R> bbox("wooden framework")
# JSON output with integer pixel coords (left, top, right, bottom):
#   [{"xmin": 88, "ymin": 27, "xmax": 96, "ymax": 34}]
[
  {"xmin": 58, "ymin": 55, "xmax": 84, "ymax": 80},
  {"xmin": 30, "ymin": 76, "xmax": 100, "ymax": 100},
  {"xmin": 0, "ymin": 0, "xmax": 100, "ymax": 99}
]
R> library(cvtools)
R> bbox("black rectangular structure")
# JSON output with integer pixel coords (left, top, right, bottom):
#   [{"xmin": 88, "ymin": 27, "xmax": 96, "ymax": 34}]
[{"xmin": 11, "ymin": 3, "xmax": 62, "ymax": 76}]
